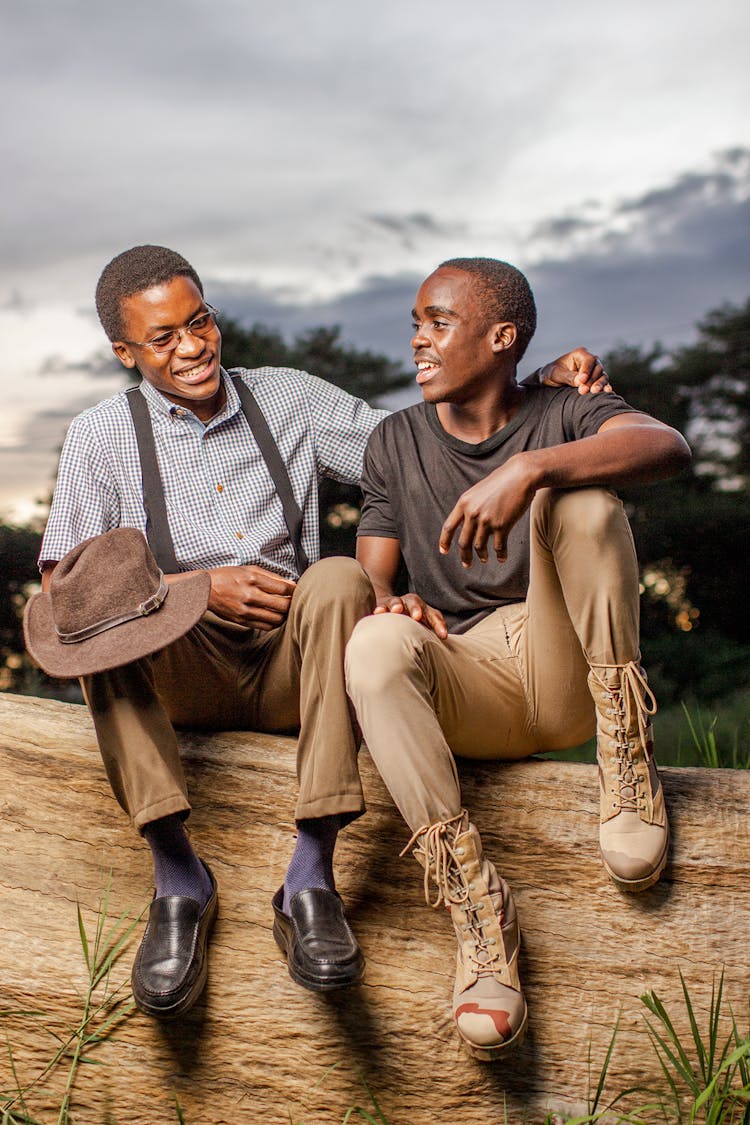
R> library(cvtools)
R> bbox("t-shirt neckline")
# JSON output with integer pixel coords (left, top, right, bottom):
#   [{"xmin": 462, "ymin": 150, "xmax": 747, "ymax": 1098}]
[{"xmin": 422, "ymin": 388, "xmax": 539, "ymax": 457}]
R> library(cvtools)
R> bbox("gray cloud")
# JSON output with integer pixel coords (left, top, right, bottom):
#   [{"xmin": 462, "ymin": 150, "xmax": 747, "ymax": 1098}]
[{"xmin": 202, "ymin": 155, "xmax": 750, "ymax": 378}]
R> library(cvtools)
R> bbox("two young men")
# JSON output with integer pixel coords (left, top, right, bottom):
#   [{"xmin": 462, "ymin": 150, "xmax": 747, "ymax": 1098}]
[{"xmin": 25, "ymin": 245, "xmax": 688, "ymax": 1054}]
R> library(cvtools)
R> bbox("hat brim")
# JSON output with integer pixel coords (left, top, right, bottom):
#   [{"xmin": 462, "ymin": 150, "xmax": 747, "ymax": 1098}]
[{"xmin": 23, "ymin": 570, "xmax": 211, "ymax": 679}]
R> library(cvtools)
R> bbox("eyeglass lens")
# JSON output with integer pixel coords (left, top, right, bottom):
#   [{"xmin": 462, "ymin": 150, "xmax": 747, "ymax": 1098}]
[{"xmin": 149, "ymin": 309, "xmax": 217, "ymax": 352}]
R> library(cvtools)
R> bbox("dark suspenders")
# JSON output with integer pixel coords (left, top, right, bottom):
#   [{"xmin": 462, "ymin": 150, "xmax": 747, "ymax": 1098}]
[{"xmin": 125, "ymin": 374, "xmax": 310, "ymax": 576}]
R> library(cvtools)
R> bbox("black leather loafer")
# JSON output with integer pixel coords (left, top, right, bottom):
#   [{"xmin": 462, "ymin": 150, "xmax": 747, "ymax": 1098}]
[
  {"xmin": 132, "ymin": 863, "xmax": 218, "ymax": 1020},
  {"xmin": 272, "ymin": 886, "xmax": 365, "ymax": 992}
]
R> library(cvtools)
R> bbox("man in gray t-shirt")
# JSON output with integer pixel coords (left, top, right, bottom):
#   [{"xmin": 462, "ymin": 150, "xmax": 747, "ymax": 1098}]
[{"xmin": 345, "ymin": 257, "xmax": 691, "ymax": 1062}]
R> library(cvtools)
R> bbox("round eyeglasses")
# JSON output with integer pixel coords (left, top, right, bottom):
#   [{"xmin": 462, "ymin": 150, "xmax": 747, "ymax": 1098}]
[{"xmin": 123, "ymin": 305, "xmax": 219, "ymax": 354}]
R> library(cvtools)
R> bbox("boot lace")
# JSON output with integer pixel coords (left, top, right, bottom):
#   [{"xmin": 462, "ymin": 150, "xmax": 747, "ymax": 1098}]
[
  {"xmin": 400, "ymin": 813, "xmax": 467, "ymax": 909},
  {"xmin": 593, "ymin": 661, "xmax": 658, "ymax": 813},
  {"xmin": 400, "ymin": 815, "xmax": 506, "ymax": 976}
]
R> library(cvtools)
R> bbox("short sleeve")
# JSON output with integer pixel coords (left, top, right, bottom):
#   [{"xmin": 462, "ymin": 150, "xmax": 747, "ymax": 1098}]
[
  {"xmin": 39, "ymin": 416, "xmax": 121, "ymax": 567},
  {"xmin": 562, "ymin": 390, "xmax": 641, "ymax": 442},
  {"xmin": 357, "ymin": 426, "xmax": 400, "ymax": 540}
]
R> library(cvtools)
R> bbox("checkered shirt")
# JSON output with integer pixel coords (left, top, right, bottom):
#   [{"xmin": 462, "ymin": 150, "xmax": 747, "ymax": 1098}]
[{"xmin": 40, "ymin": 366, "xmax": 388, "ymax": 580}]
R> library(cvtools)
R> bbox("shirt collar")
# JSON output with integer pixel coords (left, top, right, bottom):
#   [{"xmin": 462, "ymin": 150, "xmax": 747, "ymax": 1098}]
[{"xmin": 136, "ymin": 367, "xmax": 242, "ymax": 426}]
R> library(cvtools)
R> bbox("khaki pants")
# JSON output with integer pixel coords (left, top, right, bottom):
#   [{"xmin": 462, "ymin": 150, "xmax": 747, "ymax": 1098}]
[
  {"xmin": 345, "ymin": 488, "xmax": 641, "ymax": 833},
  {"xmin": 82, "ymin": 557, "xmax": 375, "ymax": 830}
]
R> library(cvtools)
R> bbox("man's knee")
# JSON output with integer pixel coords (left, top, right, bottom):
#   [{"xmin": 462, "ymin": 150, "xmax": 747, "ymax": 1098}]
[
  {"xmin": 345, "ymin": 612, "xmax": 425, "ymax": 697},
  {"xmin": 532, "ymin": 486, "xmax": 629, "ymax": 548},
  {"xmin": 296, "ymin": 556, "xmax": 375, "ymax": 614}
]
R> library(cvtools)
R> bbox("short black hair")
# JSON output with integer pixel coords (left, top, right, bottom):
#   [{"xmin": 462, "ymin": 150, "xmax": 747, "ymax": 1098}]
[
  {"xmin": 95, "ymin": 245, "xmax": 203, "ymax": 341},
  {"xmin": 439, "ymin": 257, "xmax": 537, "ymax": 360}
]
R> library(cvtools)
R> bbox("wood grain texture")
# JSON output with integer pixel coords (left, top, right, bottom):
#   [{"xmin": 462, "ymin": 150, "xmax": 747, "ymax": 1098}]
[{"xmin": 0, "ymin": 692, "xmax": 748, "ymax": 1124}]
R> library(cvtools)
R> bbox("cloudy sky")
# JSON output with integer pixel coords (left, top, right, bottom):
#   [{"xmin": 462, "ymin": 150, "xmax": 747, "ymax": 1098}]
[{"xmin": 1, "ymin": 0, "xmax": 748, "ymax": 521}]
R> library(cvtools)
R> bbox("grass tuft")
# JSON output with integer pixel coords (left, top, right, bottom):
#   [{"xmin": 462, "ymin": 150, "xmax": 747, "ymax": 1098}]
[{"xmin": 0, "ymin": 874, "xmax": 145, "ymax": 1125}]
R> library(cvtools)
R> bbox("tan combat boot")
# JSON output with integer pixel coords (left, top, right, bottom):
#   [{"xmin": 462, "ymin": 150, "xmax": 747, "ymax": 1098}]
[
  {"xmin": 589, "ymin": 661, "xmax": 669, "ymax": 892},
  {"xmin": 402, "ymin": 810, "xmax": 527, "ymax": 1060}
]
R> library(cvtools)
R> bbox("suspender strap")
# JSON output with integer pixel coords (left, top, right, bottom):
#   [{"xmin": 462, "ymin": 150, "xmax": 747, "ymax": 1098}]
[
  {"xmin": 125, "ymin": 387, "xmax": 180, "ymax": 573},
  {"xmin": 230, "ymin": 375, "xmax": 310, "ymax": 576},
  {"xmin": 125, "ymin": 377, "xmax": 310, "ymax": 576}
]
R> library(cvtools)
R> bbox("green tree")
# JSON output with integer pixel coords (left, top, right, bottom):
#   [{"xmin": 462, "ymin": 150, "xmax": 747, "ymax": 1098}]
[
  {"xmin": 603, "ymin": 303, "xmax": 750, "ymax": 702},
  {"xmin": 0, "ymin": 521, "xmax": 43, "ymax": 693},
  {"xmin": 674, "ymin": 297, "xmax": 750, "ymax": 486}
]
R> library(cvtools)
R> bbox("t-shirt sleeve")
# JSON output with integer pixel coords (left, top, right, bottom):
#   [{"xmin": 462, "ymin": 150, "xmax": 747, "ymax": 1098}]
[
  {"xmin": 38, "ymin": 415, "xmax": 121, "ymax": 567},
  {"xmin": 357, "ymin": 425, "xmax": 400, "ymax": 540},
  {"xmin": 561, "ymin": 390, "xmax": 644, "ymax": 441}
]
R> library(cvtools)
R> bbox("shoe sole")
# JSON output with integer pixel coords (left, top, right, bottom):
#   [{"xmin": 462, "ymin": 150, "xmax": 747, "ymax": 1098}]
[
  {"xmin": 134, "ymin": 890, "xmax": 219, "ymax": 1020},
  {"xmin": 603, "ymin": 827, "xmax": 670, "ymax": 894},
  {"xmin": 272, "ymin": 917, "xmax": 365, "ymax": 993},
  {"xmin": 456, "ymin": 1004, "xmax": 529, "ymax": 1062}
]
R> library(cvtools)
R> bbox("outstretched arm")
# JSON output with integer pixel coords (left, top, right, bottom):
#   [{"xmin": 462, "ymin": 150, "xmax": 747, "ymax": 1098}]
[
  {"xmin": 440, "ymin": 413, "xmax": 691, "ymax": 568},
  {"xmin": 356, "ymin": 535, "xmax": 448, "ymax": 639}
]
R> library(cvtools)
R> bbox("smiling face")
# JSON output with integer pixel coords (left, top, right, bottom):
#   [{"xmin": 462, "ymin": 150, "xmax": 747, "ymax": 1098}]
[
  {"xmin": 111, "ymin": 275, "xmax": 223, "ymax": 422},
  {"xmin": 410, "ymin": 267, "xmax": 517, "ymax": 406}
]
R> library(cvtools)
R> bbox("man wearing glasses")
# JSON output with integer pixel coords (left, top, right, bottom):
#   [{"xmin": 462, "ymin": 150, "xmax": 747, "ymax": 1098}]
[{"xmin": 33, "ymin": 244, "xmax": 608, "ymax": 1021}]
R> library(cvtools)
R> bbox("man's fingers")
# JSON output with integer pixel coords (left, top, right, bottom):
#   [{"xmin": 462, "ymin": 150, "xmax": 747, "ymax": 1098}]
[
  {"xmin": 439, "ymin": 507, "xmax": 462, "ymax": 554},
  {"xmin": 473, "ymin": 525, "xmax": 490, "ymax": 563},
  {"xmin": 424, "ymin": 605, "xmax": 449, "ymax": 639},
  {"xmin": 493, "ymin": 530, "xmax": 508, "ymax": 562},
  {"xmin": 457, "ymin": 527, "xmax": 476, "ymax": 568},
  {"xmin": 375, "ymin": 598, "xmax": 405, "ymax": 614},
  {"xmin": 247, "ymin": 567, "xmax": 297, "ymax": 595}
]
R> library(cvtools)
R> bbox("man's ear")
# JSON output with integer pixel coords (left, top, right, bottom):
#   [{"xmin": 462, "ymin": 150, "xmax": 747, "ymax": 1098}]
[
  {"xmin": 111, "ymin": 341, "xmax": 137, "ymax": 369},
  {"xmin": 489, "ymin": 322, "xmax": 517, "ymax": 354}
]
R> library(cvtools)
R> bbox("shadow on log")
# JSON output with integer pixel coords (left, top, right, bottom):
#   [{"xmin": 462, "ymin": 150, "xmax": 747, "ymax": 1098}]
[{"xmin": 1, "ymin": 692, "xmax": 748, "ymax": 1123}]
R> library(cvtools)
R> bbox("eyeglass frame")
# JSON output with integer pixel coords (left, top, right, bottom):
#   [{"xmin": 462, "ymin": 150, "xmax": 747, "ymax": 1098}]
[{"xmin": 120, "ymin": 304, "xmax": 220, "ymax": 354}]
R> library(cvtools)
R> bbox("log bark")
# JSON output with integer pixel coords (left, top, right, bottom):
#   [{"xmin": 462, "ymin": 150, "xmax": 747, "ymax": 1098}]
[{"xmin": 0, "ymin": 692, "xmax": 748, "ymax": 1124}]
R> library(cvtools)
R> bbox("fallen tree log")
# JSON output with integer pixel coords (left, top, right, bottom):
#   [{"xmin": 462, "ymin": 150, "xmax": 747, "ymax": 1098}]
[{"xmin": 0, "ymin": 691, "xmax": 748, "ymax": 1124}]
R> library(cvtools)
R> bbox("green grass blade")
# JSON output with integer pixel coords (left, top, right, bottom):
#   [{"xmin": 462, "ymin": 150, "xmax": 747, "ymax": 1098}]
[
  {"xmin": 173, "ymin": 1091, "xmax": 186, "ymax": 1124},
  {"xmin": 354, "ymin": 1071, "xmax": 388, "ymax": 1122},
  {"xmin": 643, "ymin": 1022, "xmax": 686, "ymax": 1118},
  {"xmin": 91, "ymin": 906, "xmax": 146, "ymax": 990},
  {"xmin": 341, "ymin": 1110, "xmax": 381, "ymax": 1125},
  {"xmin": 691, "ymin": 1042, "xmax": 750, "ymax": 1117},
  {"xmin": 679, "ymin": 969, "xmax": 709, "ymax": 1082},
  {"xmin": 590, "ymin": 1012, "xmax": 621, "ymax": 1111},
  {"xmin": 75, "ymin": 902, "xmax": 91, "ymax": 973},
  {"xmin": 642, "ymin": 991, "xmax": 699, "ymax": 1090}
]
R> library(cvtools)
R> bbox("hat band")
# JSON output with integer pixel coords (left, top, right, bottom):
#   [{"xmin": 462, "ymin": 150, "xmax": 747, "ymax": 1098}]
[{"xmin": 56, "ymin": 576, "xmax": 169, "ymax": 644}]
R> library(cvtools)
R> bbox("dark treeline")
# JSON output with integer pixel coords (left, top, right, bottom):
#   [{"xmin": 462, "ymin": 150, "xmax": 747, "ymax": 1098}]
[{"xmin": 2, "ymin": 300, "xmax": 749, "ymax": 705}]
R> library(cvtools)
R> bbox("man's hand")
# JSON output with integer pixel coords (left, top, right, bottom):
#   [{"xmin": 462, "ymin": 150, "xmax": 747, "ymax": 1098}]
[
  {"xmin": 539, "ymin": 348, "xmax": 612, "ymax": 395},
  {"xmin": 440, "ymin": 455, "xmax": 536, "ymax": 568},
  {"xmin": 204, "ymin": 564, "xmax": 296, "ymax": 629},
  {"xmin": 374, "ymin": 592, "xmax": 448, "ymax": 639}
]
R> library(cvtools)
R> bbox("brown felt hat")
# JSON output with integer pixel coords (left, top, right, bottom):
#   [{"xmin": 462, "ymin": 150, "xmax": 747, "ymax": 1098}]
[{"xmin": 23, "ymin": 528, "xmax": 210, "ymax": 679}]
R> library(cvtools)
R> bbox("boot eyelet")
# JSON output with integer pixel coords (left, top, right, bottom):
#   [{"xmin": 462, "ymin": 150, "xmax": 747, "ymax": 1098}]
[
  {"xmin": 468, "ymin": 883, "xmax": 475, "ymax": 891},
  {"xmin": 462, "ymin": 864, "xmax": 469, "ymax": 872},
  {"xmin": 455, "ymin": 848, "xmax": 465, "ymax": 857}
]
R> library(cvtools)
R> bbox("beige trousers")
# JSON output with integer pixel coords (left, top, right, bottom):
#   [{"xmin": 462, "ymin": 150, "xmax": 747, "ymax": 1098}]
[
  {"xmin": 345, "ymin": 488, "xmax": 641, "ymax": 833},
  {"xmin": 81, "ymin": 557, "xmax": 375, "ymax": 830}
]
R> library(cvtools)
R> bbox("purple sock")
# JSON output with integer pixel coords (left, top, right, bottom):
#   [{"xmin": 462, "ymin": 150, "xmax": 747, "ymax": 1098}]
[
  {"xmin": 283, "ymin": 814, "xmax": 340, "ymax": 913},
  {"xmin": 142, "ymin": 814, "xmax": 213, "ymax": 909}
]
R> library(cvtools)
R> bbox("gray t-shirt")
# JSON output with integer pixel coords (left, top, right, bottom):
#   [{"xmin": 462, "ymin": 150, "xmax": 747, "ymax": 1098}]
[{"xmin": 358, "ymin": 385, "xmax": 638, "ymax": 633}]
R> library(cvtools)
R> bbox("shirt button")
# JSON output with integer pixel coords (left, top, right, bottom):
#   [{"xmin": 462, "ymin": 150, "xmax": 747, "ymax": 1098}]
[
  {"xmin": 216, "ymin": 484, "xmax": 224, "ymax": 493},
  {"xmin": 236, "ymin": 532, "xmax": 244, "ymax": 539}
]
